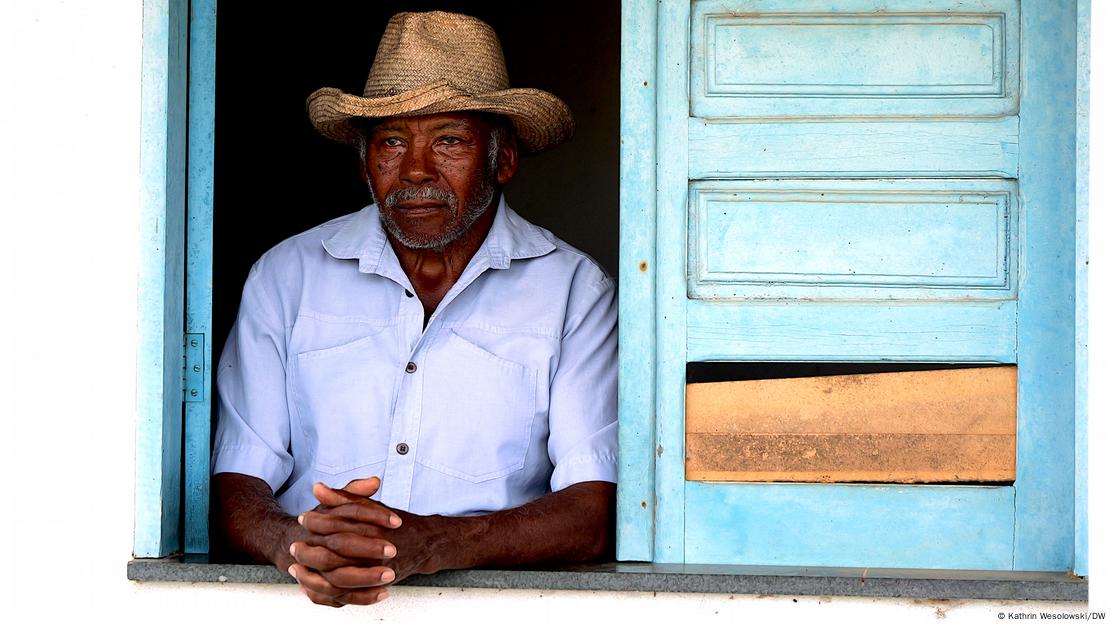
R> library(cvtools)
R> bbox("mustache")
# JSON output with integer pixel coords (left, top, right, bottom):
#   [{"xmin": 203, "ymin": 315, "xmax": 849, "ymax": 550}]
[{"xmin": 383, "ymin": 185, "xmax": 457, "ymax": 209}]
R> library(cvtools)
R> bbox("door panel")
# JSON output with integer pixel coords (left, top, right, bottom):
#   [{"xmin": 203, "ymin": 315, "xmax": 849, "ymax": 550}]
[
  {"xmin": 690, "ymin": 0, "xmax": 1020, "ymax": 119},
  {"xmin": 686, "ymin": 300, "xmax": 1016, "ymax": 362},
  {"xmin": 685, "ymin": 482, "xmax": 1015, "ymax": 568},
  {"xmin": 688, "ymin": 179, "xmax": 1018, "ymax": 300},
  {"xmin": 688, "ymin": 119, "xmax": 1020, "ymax": 179}
]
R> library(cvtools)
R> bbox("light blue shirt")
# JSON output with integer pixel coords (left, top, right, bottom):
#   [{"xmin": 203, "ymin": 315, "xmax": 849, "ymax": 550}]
[{"xmin": 211, "ymin": 198, "xmax": 617, "ymax": 516}]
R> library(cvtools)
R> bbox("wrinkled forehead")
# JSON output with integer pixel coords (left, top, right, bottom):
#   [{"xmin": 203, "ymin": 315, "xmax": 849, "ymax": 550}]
[{"xmin": 359, "ymin": 111, "xmax": 509, "ymax": 136}]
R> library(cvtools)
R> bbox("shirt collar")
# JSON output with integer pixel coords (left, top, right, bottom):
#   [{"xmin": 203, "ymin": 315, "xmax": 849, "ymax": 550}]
[{"xmin": 321, "ymin": 195, "xmax": 557, "ymax": 279}]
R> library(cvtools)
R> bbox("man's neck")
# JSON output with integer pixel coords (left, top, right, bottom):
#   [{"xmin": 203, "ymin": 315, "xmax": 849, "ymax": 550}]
[{"xmin": 388, "ymin": 203, "xmax": 498, "ymax": 323}]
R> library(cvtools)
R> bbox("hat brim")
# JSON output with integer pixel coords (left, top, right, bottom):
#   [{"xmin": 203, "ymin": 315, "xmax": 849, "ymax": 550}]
[{"xmin": 307, "ymin": 80, "xmax": 574, "ymax": 154}]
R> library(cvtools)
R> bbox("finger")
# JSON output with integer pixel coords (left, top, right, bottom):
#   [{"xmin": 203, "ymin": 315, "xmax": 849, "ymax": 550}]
[
  {"xmin": 314, "ymin": 502, "xmax": 403, "ymax": 528},
  {"xmin": 302, "ymin": 532, "xmax": 398, "ymax": 560},
  {"xmin": 288, "ymin": 563, "xmax": 345, "ymax": 601},
  {"xmin": 300, "ymin": 510, "xmax": 400, "ymax": 536},
  {"xmin": 290, "ymin": 541, "xmax": 361, "ymax": 571},
  {"xmin": 321, "ymin": 565, "xmax": 396, "ymax": 589},
  {"xmin": 336, "ymin": 586, "xmax": 390, "ymax": 606},
  {"xmin": 295, "ymin": 573, "xmax": 389, "ymax": 607},
  {"xmin": 341, "ymin": 476, "xmax": 381, "ymax": 498},
  {"xmin": 300, "ymin": 585, "xmax": 343, "ymax": 608},
  {"xmin": 301, "ymin": 512, "xmax": 365, "ymax": 536}
]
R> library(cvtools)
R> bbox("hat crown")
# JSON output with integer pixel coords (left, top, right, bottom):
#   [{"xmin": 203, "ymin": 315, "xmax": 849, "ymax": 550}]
[{"xmin": 363, "ymin": 12, "xmax": 509, "ymax": 98}]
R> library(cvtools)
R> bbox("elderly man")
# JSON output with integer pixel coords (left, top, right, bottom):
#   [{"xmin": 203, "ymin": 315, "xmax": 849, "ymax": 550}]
[{"xmin": 210, "ymin": 11, "xmax": 617, "ymax": 608}]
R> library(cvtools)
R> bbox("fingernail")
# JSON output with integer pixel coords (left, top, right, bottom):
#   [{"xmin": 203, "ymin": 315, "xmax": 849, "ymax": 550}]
[
  {"xmin": 389, "ymin": 515, "xmax": 402, "ymax": 527},
  {"xmin": 287, "ymin": 564, "xmax": 298, "ymax": 580},
  {"xmin": 383, "ymin": 544, "xmax": 397, "ymax": 558},
  {"xmin": 289, "ymin": 543, "xmax": 296, "ymax": 557},
  {"xmin": 297, "ymin": 513, "xmax": 305, "ymax": 525},
  {"xmin": 379, "ymin": 591, "xmax": 390, "ymax": 602},
  {"xmin": 381, "ymin": 569, "xmax": 396, "ymax": 582}
]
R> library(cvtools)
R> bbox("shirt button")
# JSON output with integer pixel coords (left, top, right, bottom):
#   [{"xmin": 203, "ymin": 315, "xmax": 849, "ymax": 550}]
[
  {"xmin": 405, "ymin": 362, "xmax": 417, "ymax": 373},
  {"xmin": 404, "ymin": 289, "xmax": 414, "ymax": 298},
  {"xmin": 396, "ymin": 442, "xmax": 409, "ymax": 455}
]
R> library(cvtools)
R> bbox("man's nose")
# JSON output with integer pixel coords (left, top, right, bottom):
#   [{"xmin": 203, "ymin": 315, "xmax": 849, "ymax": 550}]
[{"xmin": 400, "ymin": 144, "xmax": 435, "ymax": 185}]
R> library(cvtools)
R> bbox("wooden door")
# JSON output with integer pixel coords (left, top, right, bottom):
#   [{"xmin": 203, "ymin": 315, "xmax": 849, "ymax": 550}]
[{"xmin": 618, "ymin": 0, "xmax": 1078, "ymax": 571}]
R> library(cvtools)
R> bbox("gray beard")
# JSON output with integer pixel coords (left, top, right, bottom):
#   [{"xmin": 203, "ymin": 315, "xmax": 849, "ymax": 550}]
[{"xmin": 371, "ymin": 171, "xmax": 498, "ymax": 251}]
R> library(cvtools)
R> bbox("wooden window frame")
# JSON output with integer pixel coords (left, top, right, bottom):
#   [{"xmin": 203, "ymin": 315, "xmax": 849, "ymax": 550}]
[
  {"xmin": 134, "ymin": 0, "xmax": 1088, "ymax": 577},
  {"xmin": 136, "ymin": 0, "xmax": 214, "ymax": 557}
]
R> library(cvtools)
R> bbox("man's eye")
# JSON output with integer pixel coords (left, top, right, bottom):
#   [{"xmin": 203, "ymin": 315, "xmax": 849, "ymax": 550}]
[
  {"xmin": 383, "ymin": 137, "xmax": 404, "ymax": 147},
  {"xmin": 440, "ymin": 136, "xmax": 463, "ymax": 145}
]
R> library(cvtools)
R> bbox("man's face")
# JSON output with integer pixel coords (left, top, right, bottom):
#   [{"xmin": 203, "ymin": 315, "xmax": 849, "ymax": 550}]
[{"xmin": 364, "ymin": 112, "xmax": 517, "ymax": 250}]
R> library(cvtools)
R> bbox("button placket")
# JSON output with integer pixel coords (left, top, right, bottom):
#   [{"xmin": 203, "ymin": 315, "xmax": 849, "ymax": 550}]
[{"xmin": 380, "ymin": 312, "xmax": 424, "ymax": 510}]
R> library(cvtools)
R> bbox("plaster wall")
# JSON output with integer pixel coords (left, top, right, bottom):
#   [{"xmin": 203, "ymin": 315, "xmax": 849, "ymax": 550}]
[{"xmin": 0, "ymin": 2, "xmax": 1102, "ymax": 622}]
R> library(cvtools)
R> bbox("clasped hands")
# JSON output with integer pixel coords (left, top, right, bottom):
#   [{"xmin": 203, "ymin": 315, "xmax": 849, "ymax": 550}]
[{"xmin": 287, "ymin": 476, "xmax": 437, "ymax": 607}]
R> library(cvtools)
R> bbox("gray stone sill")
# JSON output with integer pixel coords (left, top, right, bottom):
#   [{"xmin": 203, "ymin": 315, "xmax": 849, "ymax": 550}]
[{"xmin": 127, "ymin": 557, "xmax": 1087, "ymax": 602}]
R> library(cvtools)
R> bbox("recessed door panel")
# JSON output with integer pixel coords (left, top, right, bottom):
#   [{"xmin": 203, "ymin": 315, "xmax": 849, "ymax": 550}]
[
  {"xmin": 691, "ymin": 0, "xmax": 1020, "ymax": 119},
  {"xmin": 688, "ymin": 179, "xmax": 1018, "ymax": 300}
]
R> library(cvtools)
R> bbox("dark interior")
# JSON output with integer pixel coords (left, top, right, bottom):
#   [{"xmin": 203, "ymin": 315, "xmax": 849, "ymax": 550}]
[
  {"xmin": 213, "ymin": 1, "xmax": 621, "ymax": 362},
  {"xmin": 686, "ymin": 362, "xmax": 1004, "ymax": 384}
]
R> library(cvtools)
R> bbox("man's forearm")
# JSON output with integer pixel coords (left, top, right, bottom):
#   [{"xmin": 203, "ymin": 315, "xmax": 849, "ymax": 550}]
[
  {"xmin": 419, "ymin": 480, "xmax": 615, "ymax": 574},
  {"xmin": 212, "ymin": 472, "xmax": 304, "ymax": 572}
]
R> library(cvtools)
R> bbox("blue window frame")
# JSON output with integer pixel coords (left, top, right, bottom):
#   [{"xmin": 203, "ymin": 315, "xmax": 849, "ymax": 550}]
[
  {"xmin": 135, "ymin": 0, "xmax": 1088, "ymax": 576},
  {"xmin": 136, "ymin": 0, "xmax": 214, "ymax": 556}
]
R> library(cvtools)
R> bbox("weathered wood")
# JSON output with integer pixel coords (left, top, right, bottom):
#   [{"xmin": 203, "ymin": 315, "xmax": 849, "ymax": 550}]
[
  {"xmin": 184, "ymin": 0, "xmax": 217, "ymax": 555},
  {"xmin": 689, "ymin": 0, "xmax": 1020, "ymax": 119},
  {"xmin": 687, "ymin": 179, "xmax": 1018, "ymax": 301},
  {"xmin": 1075, "ymin": 0, "xmax": 1091, "ymax": 578},
  {"xmin": 1012, "ymin": 0, "xmax": 1079, "ymax": 572},
  {"xmin": 687, "ymin": 300, "xmax": 1017, "ymax": 363},
  {"xmin": 686, "ymin": 367, "xmax": 1017, "ymax": 483},
  {"xmin": 687, "ymin": 367, "xmax": 1017, "ymax": 435},
  {"xmin": 136, "ymin": 0, "xmax": 188, "ymax": 558},
  {"xmin": 688, "ymin": 434, "xmax": 1015, "ymax": 483},
  {"xmin": 688, "ymin": 119, "xmax": 1019, "ymax": 179},
  {"xmin": 652, "ymin": 0, "xmax": 692, "ymax": 563},
  {"xmin": 685, "ymin": 482, "xmax": 1016, "ymax": 569},
  {"xmin": 616, "ymin": 0, "xmax": 659, "ymax": 563},
  {"xmin": 625, "ymin": 0, "xmax": 1079, "ymax": 570}
]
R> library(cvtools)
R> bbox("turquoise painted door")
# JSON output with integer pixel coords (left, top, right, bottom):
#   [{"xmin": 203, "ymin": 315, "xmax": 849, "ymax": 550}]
[{"xmin": 618, "ymin": 0, "xmax": 1079, "ymax": 571}]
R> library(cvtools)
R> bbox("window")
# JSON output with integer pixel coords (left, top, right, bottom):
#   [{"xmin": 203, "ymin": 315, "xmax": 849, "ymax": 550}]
[
  {"xmin": 135, "ymin": 0, "xmax": 620, "ymax": 558},
  {"xmin": 135, "ymin": 0, "xmax": 1088, "ymax": 578}
]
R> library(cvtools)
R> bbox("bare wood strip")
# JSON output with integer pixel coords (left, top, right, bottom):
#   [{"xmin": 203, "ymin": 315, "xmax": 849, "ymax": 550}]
[
  {"xmin": 685, "ymin": 432, "xmax": 1016, "ymax": 483},
  {"xmin": 686, "ymin": 469, "xmax": 1016, "ymax": 483},
  {"xmin": 685, "ymin": 367, "xmax": 1016, "ymax": 436}
]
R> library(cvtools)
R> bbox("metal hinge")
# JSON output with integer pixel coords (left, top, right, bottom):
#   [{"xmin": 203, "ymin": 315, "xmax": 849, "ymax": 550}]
[{"xmin": 183, "ymin": 333, "xmax": 204, "ymax": 402}]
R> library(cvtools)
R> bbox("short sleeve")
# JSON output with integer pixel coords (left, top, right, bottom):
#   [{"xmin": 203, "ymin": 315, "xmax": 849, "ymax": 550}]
[
  {"xmin": 547, "ymin": 272, "xmax": 618, "ymax": 492},
  {"xmin": 210, "ymin": 263, "xmax": 294, "ymax": 493}
]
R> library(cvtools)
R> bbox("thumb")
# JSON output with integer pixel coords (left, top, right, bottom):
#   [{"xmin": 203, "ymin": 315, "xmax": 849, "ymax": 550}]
[
  {"xmin": 342, "ymin": 475, "xmax": 381, "ymax": 497},
  {"xmin": 310, "ymin": 476, "xmax": 382, "ymax": 507}
]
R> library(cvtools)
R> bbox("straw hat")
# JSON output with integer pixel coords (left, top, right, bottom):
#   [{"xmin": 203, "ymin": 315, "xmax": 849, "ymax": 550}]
[{"xmin": 307, "ymin": 11, "xmax": 574, "ymax": 154}]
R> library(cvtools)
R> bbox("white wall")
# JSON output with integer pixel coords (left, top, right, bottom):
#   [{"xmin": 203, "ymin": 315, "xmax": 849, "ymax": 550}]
[{"xmin": 0, "ymin": 1, "xmax": 1102, "ymax": 621}]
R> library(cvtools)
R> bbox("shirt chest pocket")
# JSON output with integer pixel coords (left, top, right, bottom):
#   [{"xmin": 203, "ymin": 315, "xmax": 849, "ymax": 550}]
[
  {"xmin": 291, "ymin": 330, "xmax": 398, "ymax": 474},
  {"xmin": 417, "ymin": 330, "xmax": 540, "ymax": 482}
]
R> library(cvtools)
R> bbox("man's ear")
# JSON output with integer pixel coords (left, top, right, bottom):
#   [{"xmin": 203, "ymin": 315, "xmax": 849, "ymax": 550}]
[{"xmin": 496, "ymin": 134, "xmax": 519, "ymax": 186}]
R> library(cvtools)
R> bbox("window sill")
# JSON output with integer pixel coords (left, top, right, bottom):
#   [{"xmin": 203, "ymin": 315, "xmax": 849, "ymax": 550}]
[{"xmin": 126, "ymin": 557, "xmax": 1086, "ymax": 602}]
